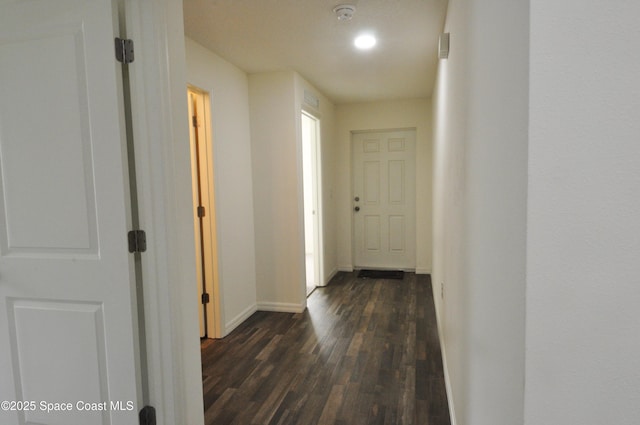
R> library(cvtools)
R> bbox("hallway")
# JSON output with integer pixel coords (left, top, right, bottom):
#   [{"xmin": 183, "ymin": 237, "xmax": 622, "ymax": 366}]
[{"xmin": 201, "ymin": 272, "xmax": 450, "ymax": 425}]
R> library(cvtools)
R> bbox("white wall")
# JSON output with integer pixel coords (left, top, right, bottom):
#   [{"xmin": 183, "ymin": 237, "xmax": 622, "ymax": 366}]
[
  {"xmin": 184, "ymin": 38, "xmax": 258, "ymax": 335},
  {"xmin": 432, "ymin": 0, "xmax": 528, "ymax": 424},
  {"xmin": 525, "ymin": 1, "xmax": 640, "ymax": 423},
  {"xmin": 335, "ymin": 99, "xmax": 433, "ymax": 273},
  {"xmin": 249, "ymin": 71, "xmax": 306, "ymax": 311},
  {"xmin": 249, "ymin": 71, "xmax": 337, "ymax": 312},
  {"xmin": 432, "ymin": 2, "xmax": 472, "ymax": 421}
]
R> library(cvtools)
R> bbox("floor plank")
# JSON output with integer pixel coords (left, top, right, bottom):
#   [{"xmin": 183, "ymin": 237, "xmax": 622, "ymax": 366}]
[{"xmin": 201, "ymin": 272, "xmax": 451, "ymax": 425}]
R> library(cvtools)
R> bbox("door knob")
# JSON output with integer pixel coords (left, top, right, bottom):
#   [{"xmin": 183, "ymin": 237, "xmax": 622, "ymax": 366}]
[{"xmin": 354, "ymin": 206, "xmax": 360, "ymax": 212}]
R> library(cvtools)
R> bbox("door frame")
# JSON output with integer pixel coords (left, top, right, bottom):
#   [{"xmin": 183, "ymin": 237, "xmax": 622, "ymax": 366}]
[
  {"xmin": 124, "ymin": 1, "xmax": 205, "ymax": 424},
  {"xmin": 187, "ymin": 86, "xmax": 222, "ymax": 339}
]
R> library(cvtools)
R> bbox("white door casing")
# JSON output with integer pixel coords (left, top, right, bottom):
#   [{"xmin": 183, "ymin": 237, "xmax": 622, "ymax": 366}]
[
  {"xmin": 0, "ymin": 0, "xmax": 141, "ymax": 424},
  {"xmin": 352, "ymin": 129, "xmax": 416, "ymax": 270}
]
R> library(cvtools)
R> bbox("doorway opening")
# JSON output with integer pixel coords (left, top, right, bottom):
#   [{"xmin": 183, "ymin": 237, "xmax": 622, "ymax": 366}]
[
  {"xmin": 301, "ymin": 112, "xmax": 323, "ymax": 296},
  {"xmin": 187, "ymin": 87, "xmax": 220, "ymax": 339}
]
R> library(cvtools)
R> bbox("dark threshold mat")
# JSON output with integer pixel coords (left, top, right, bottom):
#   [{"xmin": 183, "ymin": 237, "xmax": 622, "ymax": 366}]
[{"xmin": 357, "ymin": 269, "xmax": 405, "ymax": 280}]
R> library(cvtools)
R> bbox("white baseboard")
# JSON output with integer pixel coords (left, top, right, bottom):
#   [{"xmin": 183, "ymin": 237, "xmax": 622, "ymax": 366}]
[
  {"xmin": 343, "ymin": 266, "xmax": 425, "ymax": 273},
  {"xmin": 257, "ymin": 302, "xmax": 305, "ymax": 313},
  {"xmin": 432, "ymin": 285, "xmax": 456, "ymax": 425},
  {"xmin": 223, "ymin": 303, "xmax": 257, "ymax": 337},
  {"xmin": 441, "ymin": 335, "xmax": 457, "ymax": 425},
  {"xmin": 321, "ymin": 268, "xmax": 339, "ymax": 286}
]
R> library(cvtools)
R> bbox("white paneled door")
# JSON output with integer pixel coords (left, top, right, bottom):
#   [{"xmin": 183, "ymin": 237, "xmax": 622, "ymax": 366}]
[
  {"xmin": 0, "ymin": 1, "xmax": 141, "ymax": 424},
  {"xmin": 352, "ymin": 130, "xmax": 416, "ymax": 270}
]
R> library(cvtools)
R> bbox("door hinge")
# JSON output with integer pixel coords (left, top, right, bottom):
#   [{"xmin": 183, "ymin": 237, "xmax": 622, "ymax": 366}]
[
  {"xmin": 139, "ymin": 406, "xmax": 156, "ymax": 425},
  {"xmin": 202, "ymin": 293, "xmax": 210, "ymax": 304},
  {"xmin": 192, "ymin": 115, "xmax": 198, "ymax": 128},
  {"xmin": 128, "ymin": 230, "xmax": 147, "ymax": 253},
  {"xmin": 115, "ymin": 37, "xmax": 134, "ymax": 64},
  {"xmin": 197, "ymin": 205, "xmax": 205, "ymax": 218}
]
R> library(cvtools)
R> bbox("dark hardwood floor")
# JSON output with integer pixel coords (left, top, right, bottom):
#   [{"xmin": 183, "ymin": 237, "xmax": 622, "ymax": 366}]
[{"xmin": 201, "ymin": 272, "xmax": 451, "ymax": 425}]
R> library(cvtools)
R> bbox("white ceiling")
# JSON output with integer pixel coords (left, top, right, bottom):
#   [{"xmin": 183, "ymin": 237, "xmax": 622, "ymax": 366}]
[{"xmin": 183, "ymin": 0, "xmax": 448, "ymax": 104}]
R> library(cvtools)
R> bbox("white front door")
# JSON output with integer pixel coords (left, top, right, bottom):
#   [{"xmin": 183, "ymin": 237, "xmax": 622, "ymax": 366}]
[
  {"xmin": 352, "ymin": 129, "xmax": 416, "ymax": 270},
  {"xmin": 0, "ymin": 1, "xmax": 141, "ymax": 424}
]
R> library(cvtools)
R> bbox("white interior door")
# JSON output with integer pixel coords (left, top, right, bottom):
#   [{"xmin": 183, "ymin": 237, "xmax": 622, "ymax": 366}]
[
  {"xmin": 188, "ymin": 88, "xmax": 219, "ymax": 339},
  {"xmin": 188, "ymin": 90, "xmax": 206, "ymax": 338},
  {"xmin": 302, "ymin": 112, "xmax": 322, "ymax": 294},
  {"xmin": 0, "ymin": 1, "xmax": 141, "ymax": 424},
  {"xmin": 352, "ymin": 129, "xmax": 416, "ymax": 270}
]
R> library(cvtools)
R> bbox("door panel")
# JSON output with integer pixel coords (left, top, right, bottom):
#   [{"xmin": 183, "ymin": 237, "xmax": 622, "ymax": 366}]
[
  {"xmin": 363, "ymin": 161, "xmax": 380, "ymax": 205},
  {"xmin": 353, "ymin": 130, "xmax": 416, "ymax": 269},
  {"xmin": 388, "ymin": 215, "xmax": 406, "ymax": 252},
  {"xmin": 0, "ymin": 29, "xmax": 98, "ymax": 255},
  {"xmin": 0, "ymin": 1, "xmax": 140, "ymax": 424},
  {"xmin": 388, "ymin": 160, "xmax": 406, "ymax": 204},
  {"xmin": 364, "ymin": 215, "xmax": 381, "ymax": 252},
  {"xmin": 9, "ymin": 300, "xmax": 108, "ymax": 424}
]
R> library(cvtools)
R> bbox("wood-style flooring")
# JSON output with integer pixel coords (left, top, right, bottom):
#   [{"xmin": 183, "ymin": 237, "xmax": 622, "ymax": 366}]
[{"xmin": 201, "ymin": 272, "xmax": 451, "ymax": 425}]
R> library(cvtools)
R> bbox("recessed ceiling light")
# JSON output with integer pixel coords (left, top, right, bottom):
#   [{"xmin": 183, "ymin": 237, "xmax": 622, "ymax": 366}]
[{"xmin": 354, "ymin": 34, "xmax": 377, "ymax": 50}]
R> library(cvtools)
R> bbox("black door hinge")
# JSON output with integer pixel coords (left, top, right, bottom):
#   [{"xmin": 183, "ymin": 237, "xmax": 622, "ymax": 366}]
[
  {"xmin": 197, "ymin": 206, "xmax": 205, "ymax": 218},
  {"xmin": 115, "ymin": 37, "xmax": 134, "ymax": 64},
  {"xmin": 202, "ymin": 293, "xmax": 210, "ymax": 304},
  {"xmin": 139, "ymin": 406, "xmax": 156, "ymax": 425},
  {"xmin": 192, "ymin": 115, "xmax": 198, "ymax": 128},
  {"xmin": 128, "ymin": 230, "xmax": 147, "ymax": 253}
]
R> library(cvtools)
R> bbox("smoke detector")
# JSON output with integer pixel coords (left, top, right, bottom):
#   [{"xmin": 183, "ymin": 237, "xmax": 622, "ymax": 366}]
[{"xmin": 333, "ymin": 4, "xmax": 356, "ymax": 21}]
